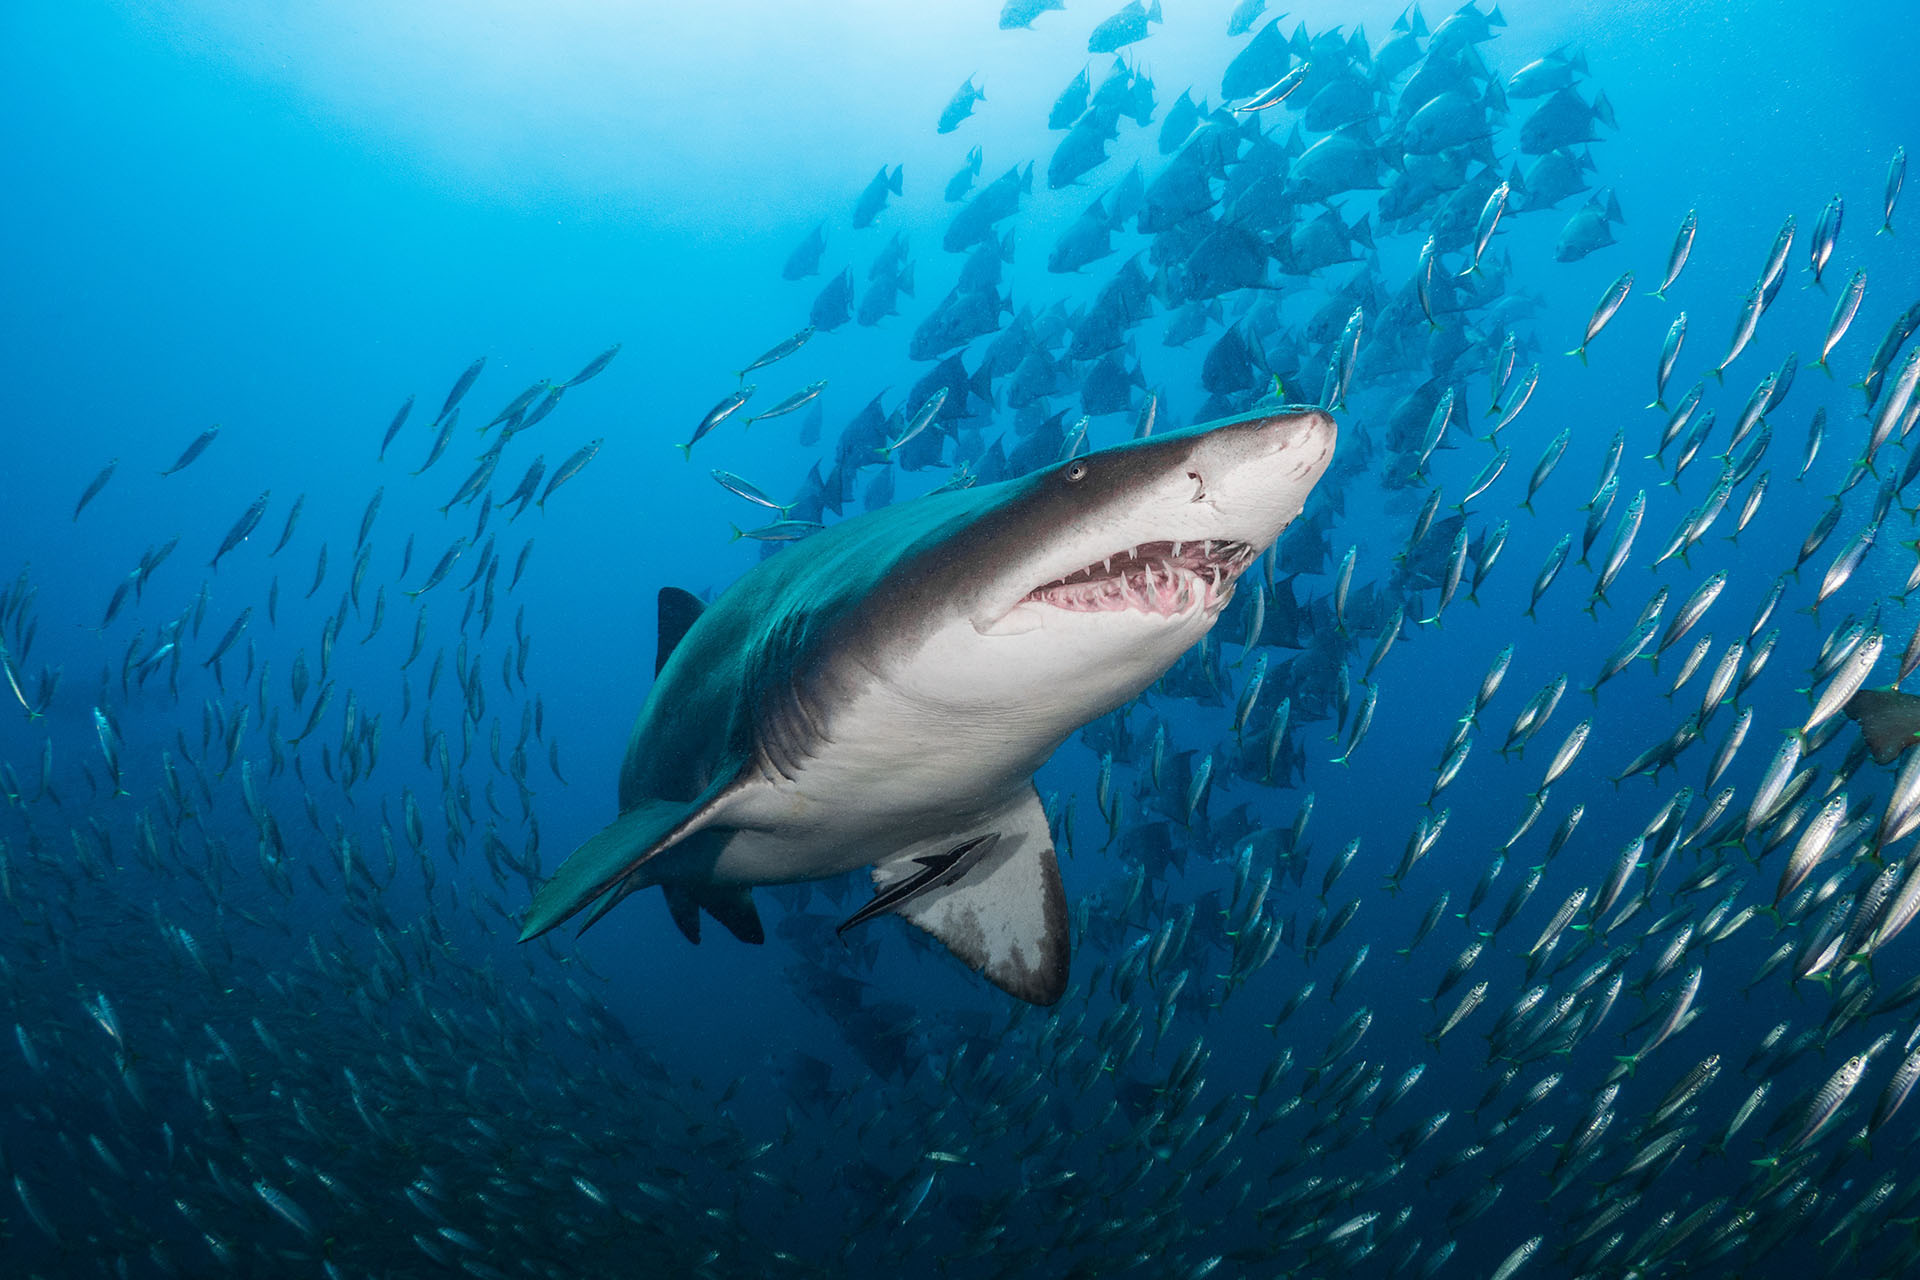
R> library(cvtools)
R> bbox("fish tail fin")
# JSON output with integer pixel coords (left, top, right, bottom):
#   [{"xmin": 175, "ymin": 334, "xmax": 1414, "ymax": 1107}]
[
  {"xmin": 1843, "ymin": 688, "xmax": 1920, "ymax": 764},
  {"xmin": 676, "ymin": 442, "xmax": 693, "ymax": 460},
  {"xmin": 1812, "ymin": 357, "xmax": 1832, "ymax": 375},
  {"xmin": 1566, "ymin": 346, "xmax": 1588, "ymax": 364},
  {"xmin": 1648, "ymin": 287, "xmax": 1667, "ymax": 301}
]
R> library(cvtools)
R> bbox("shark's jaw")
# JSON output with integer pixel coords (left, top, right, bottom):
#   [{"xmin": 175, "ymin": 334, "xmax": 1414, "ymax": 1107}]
[
  {"xmin": 1019, "ymin": 538, "xmax": 1255, "ymax": 617},
  {"xmin": 958, "ymin": 407, "xmax": 1335, "ymax": 637}
]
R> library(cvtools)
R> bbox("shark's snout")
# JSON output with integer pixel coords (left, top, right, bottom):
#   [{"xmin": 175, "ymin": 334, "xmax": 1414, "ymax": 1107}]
[
  {"xmin": 973, "ymin": 405, "xmax": 1338, "ymax": 636},
  {"xmin": 1249, "ymin": 406, "xmax": 1339, "ymax": 459}
]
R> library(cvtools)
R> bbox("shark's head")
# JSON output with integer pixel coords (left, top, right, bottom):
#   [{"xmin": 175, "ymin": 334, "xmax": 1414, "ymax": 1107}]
[
  {"xmin": 887, "ymin": 406, "xmax": 1337, "ymax": 741},
  {"xmin": 974, "ymin": 406, "xmax": 1337, "ymax": 633}
]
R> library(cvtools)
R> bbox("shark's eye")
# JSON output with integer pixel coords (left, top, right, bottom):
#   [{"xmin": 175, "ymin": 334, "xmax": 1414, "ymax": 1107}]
[{"xmin": 1064, "ymin": 461, "xmax": 1089, "ymax": 483}]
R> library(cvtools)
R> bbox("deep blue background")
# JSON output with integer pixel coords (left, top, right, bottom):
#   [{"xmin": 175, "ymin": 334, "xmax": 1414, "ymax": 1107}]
[{"xmin": 4, "ymin": 1, "xmax": 1920, "ymax": 1274}]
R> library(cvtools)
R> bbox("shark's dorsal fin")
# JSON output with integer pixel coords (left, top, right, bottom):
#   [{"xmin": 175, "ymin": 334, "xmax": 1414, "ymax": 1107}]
[
  {"xmin": 1846, "ymin": 688, "xmax": 1920, "ymax": 765},
  {"xmin": 657, "ymin": 587, "xmax": 706, "ymax": 676},
  {"xmin": 871, "ymin": 788, "xmax": 1069, "ymax": 1005}
]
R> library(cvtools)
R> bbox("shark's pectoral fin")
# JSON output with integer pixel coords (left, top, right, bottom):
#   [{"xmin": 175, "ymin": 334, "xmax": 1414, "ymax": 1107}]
[
  {"xmin": 519, "ymin": 790, "xmax": 728, "ymax": 942},
  {"xmin": 873, "ymin": 789, "xmax": 1069, "ymax": 1006},
  {"xmin": 837, "ymin": 833, "xmax": 1001, "ymax": 936}
]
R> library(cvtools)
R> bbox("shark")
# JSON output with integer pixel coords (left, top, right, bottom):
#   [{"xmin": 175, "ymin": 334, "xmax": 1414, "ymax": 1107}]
[{"xmin": 520, "ymin": 405, "xmax": 1337, "ymax": 1003}]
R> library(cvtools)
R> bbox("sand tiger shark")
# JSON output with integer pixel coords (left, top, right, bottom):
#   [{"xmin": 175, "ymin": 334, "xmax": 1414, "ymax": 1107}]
[{"xmin": 520, "ymin": 406, "xmax": 1336, "ymax": 1003}]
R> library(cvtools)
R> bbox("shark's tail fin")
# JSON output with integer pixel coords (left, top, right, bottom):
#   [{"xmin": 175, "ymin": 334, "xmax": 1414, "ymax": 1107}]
[{"xmin": 519, "ymin": 791, "xmax": 725, "ymax": 941}]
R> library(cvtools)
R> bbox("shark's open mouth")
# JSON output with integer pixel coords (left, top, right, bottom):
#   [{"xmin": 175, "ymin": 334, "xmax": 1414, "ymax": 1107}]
[{"xmin": 1024, "ymin": 540, "xmax": 1255, "ymax": 616}]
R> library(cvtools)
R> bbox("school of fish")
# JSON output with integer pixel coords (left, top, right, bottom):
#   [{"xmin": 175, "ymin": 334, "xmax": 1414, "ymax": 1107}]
[{"xmin": 6, "ymin": 2, "xmax": 1920, "ymax": 1277}]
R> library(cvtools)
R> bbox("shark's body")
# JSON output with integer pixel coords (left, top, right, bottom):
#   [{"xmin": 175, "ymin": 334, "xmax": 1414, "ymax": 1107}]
[{"xmin": 522, "ymin": 406, "xmax": 1337, "ymax": 1002}]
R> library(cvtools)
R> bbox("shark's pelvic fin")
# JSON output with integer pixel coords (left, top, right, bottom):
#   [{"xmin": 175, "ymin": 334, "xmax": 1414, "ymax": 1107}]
[
  {"xmin": 662, "ymin": 882, "xmax": 703, "ymax": 943},
  {"xmin": 519, "ymin": 790, "xmax": 727, "ymax": 942},
  {"xmin": 656, "ymin": 586, "xmax": 706, "ymax": 676},
  {"xmin": 663, "ymin": 882, "xmax": 766, "ymax": 945},
  {"xmin": 697, "ymin": 884, "xmax": 766, "ymax": 944},
  {"xmin": 873, "ymin": 789, "xmax": 1069, "ymax": 1005}
]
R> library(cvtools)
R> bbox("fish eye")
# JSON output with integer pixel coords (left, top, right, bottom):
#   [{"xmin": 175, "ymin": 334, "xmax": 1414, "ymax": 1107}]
[{"xmin": 1065, "ymin": 461, "xmax": 1089, "ymax": 483}]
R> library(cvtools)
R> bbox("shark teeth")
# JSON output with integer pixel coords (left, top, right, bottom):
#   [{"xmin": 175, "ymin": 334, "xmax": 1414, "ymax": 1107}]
[{"xmin": 1023, "ymin": 540, "xmax": 1253, "ymax": 618}]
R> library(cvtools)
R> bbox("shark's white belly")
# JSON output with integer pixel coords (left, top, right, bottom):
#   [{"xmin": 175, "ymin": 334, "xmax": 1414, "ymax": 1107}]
[
  {"xmin": 708, "ymin": 675, "xmax": 1056, "ymax": 884},
  {"xmin": 704, "ymin": 607, "xmax": 1213, "ymax": 886}
]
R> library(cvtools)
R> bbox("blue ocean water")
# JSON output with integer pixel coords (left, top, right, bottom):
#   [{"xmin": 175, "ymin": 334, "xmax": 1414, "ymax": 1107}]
[{"xmin": 5, "ymin": 0, "xmax": 1920, "ymax": 1275}]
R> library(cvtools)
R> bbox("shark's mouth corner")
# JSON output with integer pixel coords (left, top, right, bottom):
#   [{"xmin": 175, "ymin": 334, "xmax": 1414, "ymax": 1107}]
[{"xmin": 1021, "ymin": 540, "xmax": 1255, "ymax": 618}]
